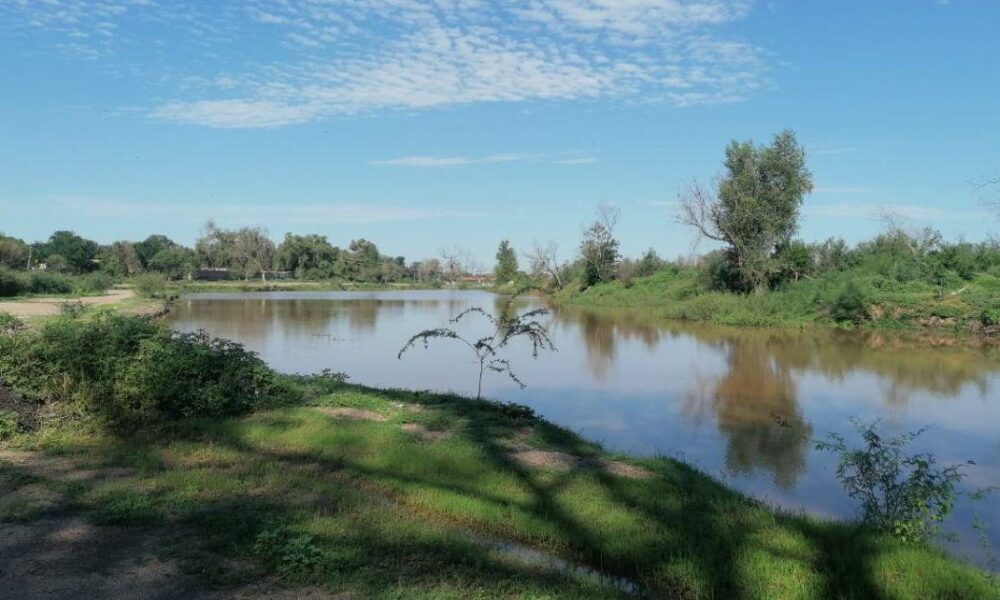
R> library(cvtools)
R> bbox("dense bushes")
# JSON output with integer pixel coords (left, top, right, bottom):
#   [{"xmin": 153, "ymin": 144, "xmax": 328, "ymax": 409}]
[
  {"xmin": 0, "ymin": 315, "xmax": 298, "ymax": 429},
  {"xmin": 0, "ymin": 267, "xmax": 103, "ymax": 297}
]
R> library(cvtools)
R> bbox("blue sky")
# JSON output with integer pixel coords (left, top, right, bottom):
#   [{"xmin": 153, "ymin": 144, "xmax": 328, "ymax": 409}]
[{"xmin": 2, "ymin": 0, "xmax": 998, "ymax": 266}]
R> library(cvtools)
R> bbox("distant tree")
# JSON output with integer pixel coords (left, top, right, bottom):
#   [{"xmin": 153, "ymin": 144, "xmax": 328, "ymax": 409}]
[
  {"xmin": 134, "ymin": 235, "xmax": 178, "ymax": 268},
  {"xmin": 0, "ymin": 233, "xmax": 29, "ymax": 270},
  {"xmin": 38, "ymin": 231, "xmax": 99, "ymax": 273},
  {"xmin": 99, "ymin": 241, "xmax": 143, "ymax": 276},
  {"xmin": 195, "ymin": 221, "xmax": 236, "ymax": 269},
  {"xmin": 494, "ymin": 240, "xmax": 519, "ymax": 284},
  {"xmin": 276, "ymin": 233, "xmax": 339, "ymax": 277},
  {"xmin": 635, "ymin": 248, "xmax": 664, "ymax": 278},
  {"xmin": 148, "ymin": 247, "xmax": 197, "ymax": 280},
  {"xmin": 580, "ymin": 203, "xmax": 621, "ymax": 287},
  {"xmin": 439, "ymin": 247, "xmax": 474, "ymax": 283},
  {"xmin": 414, "ymin": 258, "xmax": 443, "ymax": 282},
  {"xmin": 525, "ymin": 241, "xmax": 564, "ymax": 288},
  {"xmin": 233, "ymin": 227, "xmax": 275, "ymax": 281},
  {"xmin": 679, "ymin": 130, "xmax": 813, "ymax": 294}
]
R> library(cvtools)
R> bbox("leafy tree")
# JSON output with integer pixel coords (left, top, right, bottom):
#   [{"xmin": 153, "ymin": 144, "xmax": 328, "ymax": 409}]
[
  {"xmin": 580, "ymin": 204, "xmax": 620, "ymax": 287},
  {"xmin": 135, "ymin": 235, "xmax": 178, "ymax": 268},
  {"xmin": 37, "ymin": 231, "xmax": 99, "ymax": 273},
  {"xmin": 148, "ymin": 247, "xmax": 196, "ymax": 280},
  {"xmin": 233, "ymin": 227, "xmax": 275, "ymax": 281},
  {"xmin": 0, "ymin": 234, "xmax": 30, "ymax": 270},
  {"xmin": 635, "ymin": 248, "xmax": 664, "ymax": 278},
  {"xmin": 679, "ymin": 130, "xmax": 813, "ymax": 293},
  {"xmin": 276, "ymin": 233, "xmax": 339, "ymax": 277},
  {"xmin": 494, "ymin": 240, "xmax": 518, "ymax": 284},
  {"xmin": 195, "ymin": 220, "xmax": 237, "ymax": 270},
  {"xmin": 99, "ymin": 241, "xmax": 142, "ymax": 276}
]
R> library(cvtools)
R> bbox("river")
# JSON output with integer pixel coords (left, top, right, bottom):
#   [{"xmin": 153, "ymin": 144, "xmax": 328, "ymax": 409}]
[{"xmin": 166, "ymin": 289, "xmax": 1000, "ymax": 567}]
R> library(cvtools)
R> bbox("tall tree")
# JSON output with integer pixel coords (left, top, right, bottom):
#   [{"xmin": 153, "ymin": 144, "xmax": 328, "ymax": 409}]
[
  {"xmin": 233, "ymin": 227, "xmax": 275, "ymax": 281},
  {"xmin": 99, "ymin": 241, "xmax": 143, "ymax": 276},
  {"xmin": 580, "ymin": 203, "xmax": 620, "ymax": 287},
  {"xmin": 135, "ymin": 235, "xmax": 178, "ymax": 268},
  {"xmin": 525, "ymin": 241, "xmax": 564, "ymax": 288},
  {"xmin": 0, "ymin": 233, "xmax": 29, "ymax": 270},
  {"xmin": 195, "ymin": 220, "xmax": 236, "ymax": 270},
  {"xmin": 38, "ymin": 231, "xmax": 99, "ymax": 273},
  {"xmin": 679, "ymin": 130, "xmax": 813, "ymax": 293},
  {"xmin": 494, "ymin": 240, "xmax": 518, "ymax": 284},
  {"xmin": 276, "ymin": 233, "xmax": 339, "ymax": 277}
]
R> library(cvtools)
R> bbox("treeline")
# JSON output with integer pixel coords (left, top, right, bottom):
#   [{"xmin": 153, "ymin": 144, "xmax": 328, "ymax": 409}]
[{"xmin": 0, "ymin": 221, "xmax": 472, "ymax": 297}]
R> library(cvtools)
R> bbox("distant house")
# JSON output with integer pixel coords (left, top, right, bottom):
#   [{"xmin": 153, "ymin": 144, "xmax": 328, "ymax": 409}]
[{"xmin": 458, "ymin": 274, "xmax": 494, "ymax": 284}]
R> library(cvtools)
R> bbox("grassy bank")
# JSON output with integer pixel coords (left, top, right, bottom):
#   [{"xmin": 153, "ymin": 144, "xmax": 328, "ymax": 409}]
[
  {"xmin": 1, "ymin": 382, "xmax": 995, "ymax": 598},
  {"xmin": 552, "ymin": 267, "xmax": 1000, "ymax": 334}
]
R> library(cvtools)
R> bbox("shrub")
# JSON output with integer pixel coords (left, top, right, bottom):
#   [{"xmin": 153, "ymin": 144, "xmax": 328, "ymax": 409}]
[
  {"xmin": 0, "ymin": 267, "xmax": 26, "ymax": 297},
  {"xmin": 27, "ymin": 271, "xmax": 74, "ymax": 294},
  {"xmin": 0, "ymin": 315, "xmax": 299, "ymax": 429},
  {"xmin": 816, "ymin": 419, "xmax": 969, "ymax": 544},
  {"xmin": 58, "ymin": 300, "xmax": 87, "ymax": 319},
  {"xmin": 77, "ymin": 272, "xmax": 114, "ymax": 294},
  {"xmin": 831, "ymin": 281, "xmax": 867, "ymax": 323},
  {"xmin": 0, "ymin": 410, "xmax": 18, "ymax": 440},
  {"xmin": 253, "ymin": 526, "xmax": 325, "ymax": 579},
  {"xmin": 0, "ymin": 312, "xmax": 24, "ymax": 334},
  {"xmin": 133, "ymin": 273, "xmax": 168, "ymax": 298}
]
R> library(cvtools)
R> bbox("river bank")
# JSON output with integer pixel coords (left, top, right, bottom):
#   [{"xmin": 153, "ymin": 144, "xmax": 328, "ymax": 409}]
[
  {"xmin": 550, "ymin": 269, "xmax": 1000, "ymax": 339},
  {"xmin": 2, "ymin": 379, "xmax": 996, "ymax": 599}
]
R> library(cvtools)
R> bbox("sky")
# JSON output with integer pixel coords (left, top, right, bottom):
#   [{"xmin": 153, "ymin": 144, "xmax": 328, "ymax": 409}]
[{"xmin": 2, "ymin": 0, "xmax": 999, "ymax": 267}]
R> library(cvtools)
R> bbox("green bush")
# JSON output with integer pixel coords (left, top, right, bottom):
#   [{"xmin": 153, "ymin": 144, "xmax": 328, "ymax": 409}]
[
  {"xmin": 77, "ymin": 272, "xmax": 114, "ymax": 294},
  {"xmin": 133, "ymin": 273, "xmax": 168, "ymax": 298},
  {"xmin": 981, "ymin": 308, "xmax": 1000, "ymax": 327},
  {"xmin": 0, "ymin": 315, "xmax": 299, "ymax": 429},
  {"xmin": 831, "ymin": 281, "xmax": 867, "ymax": 323},
  {"xmin": 0, "ymin": 312, "xmax": 24, "ymax": 334},
  {"xmin": 27, "ymin": 271, "xmax": 74, "ymax": 294},
  {"xmin": 817, "ymin": 419, "xmax": 969, "ymax": 544},
  {"xmin": 253, "ymin": 525, "xmax": 325, "ymax": 579},
  {"xmin": 0, "ymin": 410, "xmax": 18, "ymax": 440},
  {"xmin": 0, "ymin": 267, "xmax": 26, "ymax": 297}
]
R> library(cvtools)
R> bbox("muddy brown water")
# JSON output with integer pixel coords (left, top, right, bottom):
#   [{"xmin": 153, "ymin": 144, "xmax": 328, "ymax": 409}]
[{"xmin": 167, "ymin": 290, "xmax": 1000, "ymax": 568}]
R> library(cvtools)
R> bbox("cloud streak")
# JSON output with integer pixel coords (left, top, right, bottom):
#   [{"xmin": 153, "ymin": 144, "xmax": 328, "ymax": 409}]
[{"xmin": 3, "ymin": 1, "xmax": 769, "ymax": 128}]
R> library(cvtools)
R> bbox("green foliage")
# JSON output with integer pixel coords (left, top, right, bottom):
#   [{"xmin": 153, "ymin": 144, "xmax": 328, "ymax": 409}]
[
  {"xmin": 580, "ymin": 224, "xmax": 619, "ymax": 287},
  {"xmin": 831, "ymin": 281, "xmax": 868, "ymax": 324},
  {"xmin": 0, "ymin": 410, "xmax": 18, "ymax": 440},
  {"xmin": 0, "ymin": 315, "xmax": 298, "ymax": 429},
  {"xmin": 494, "ymin": 239, "xmax": 518, "ymax": 284},
  {"xmin": 817, "ymin": 419, "xmax": 969, "ymax": 544},
  {"xmin": 77, "ymin": 271, "xmax": 114, "ymax": 294},
  {"xmin": 147, "ymin": 247, "xmax": 195, "ymax": 279},
  {"xmin": 981, "ymin": 308, "xmax": 1000, "ymax": 327},
  {"xmin": 27, "ymin": 271, "xmax": 74, "ymax": 294},
  {"xmin": 680, "ymin": 130, "xmax": 813, "ymax": 293},
  {"xmin": 58, "ymin": 300, "xmax": 87, "ymax": 319},
  {"xmin": 0, "ymin": 233, "xmax": 30, "ymax": 269},
  {"xmin": 0, "ymin": 312, "xmax": 25, "ymax": 334},
  {"xmin": 0, "ymin": 267, "xmax": 22, "ymax": 297},
  {"xmin": 399, "ymin": 290, "xmax": 555, "ymax": 399},
  {"xmin": 253, "ymin": 525, "xmax": 325, "ymax": 579},
  {"xmin": 133, "ymin": 272, "xmax": 169, "ymax": 298},
  {"xmin": 36, "ymin": 230, "xmax": 100, "ymax": 273}
]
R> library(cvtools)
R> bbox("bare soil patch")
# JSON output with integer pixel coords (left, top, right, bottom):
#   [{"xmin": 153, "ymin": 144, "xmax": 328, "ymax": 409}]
[
  {"xmin": 401, "ymin": 422, "xmax": 451, "ymax": 442},
  {"xmin": 0, "ymin": 289, "xmax": 136, "ymax": 318},
  {"xmin": 312, "ymin": 407, "xmax": 387, "ymax": 422},
  {"xmin": 508, "ymin": 449, "xmax": 653, "ymax": 479}
]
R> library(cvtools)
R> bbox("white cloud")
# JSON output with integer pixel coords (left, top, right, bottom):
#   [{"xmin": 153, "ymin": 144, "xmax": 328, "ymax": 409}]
[{"xmin": 2, "ymin": 0, "xmax": 769, "ymax": 127}]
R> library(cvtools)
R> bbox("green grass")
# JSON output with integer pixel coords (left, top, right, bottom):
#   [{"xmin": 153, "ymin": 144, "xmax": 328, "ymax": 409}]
[
  {"xmin": 554, "ymin": 268, "xmax": 1000, "ymax": 334},
  {"xmin": 3, "ymin": 384, "xmax": 995, "ymax": 598}
]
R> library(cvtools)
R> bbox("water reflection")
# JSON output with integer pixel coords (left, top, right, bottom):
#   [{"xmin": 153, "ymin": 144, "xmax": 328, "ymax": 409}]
[{"xmin": 167, "ymin": 291, "xmax": 1000, "ymax": 565}]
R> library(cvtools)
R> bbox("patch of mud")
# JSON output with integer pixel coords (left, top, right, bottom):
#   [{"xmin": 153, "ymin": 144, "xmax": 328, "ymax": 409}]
[
  {"xmin": 508, "ymin": 450, "xmax": 653, "ymax": 479},
  {"xmin": 312, "ymin": 407, "xmax": 387, "ymax": 422},
  {"xmin": 401, "ymin": 423, "xmax": 451, "ymax": 442}
]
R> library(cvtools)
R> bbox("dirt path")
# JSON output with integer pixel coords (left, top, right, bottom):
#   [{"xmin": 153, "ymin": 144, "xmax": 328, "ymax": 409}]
[
  {"xmin": 0, "ymin": 450, "xmax": 341, "ymax": 599},
  {"xmin": 0, "ymin": 289, "xmax": 137, "ymax": 318}
]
